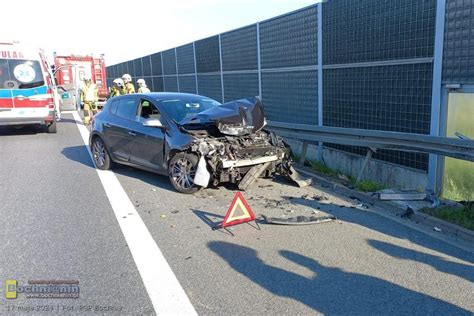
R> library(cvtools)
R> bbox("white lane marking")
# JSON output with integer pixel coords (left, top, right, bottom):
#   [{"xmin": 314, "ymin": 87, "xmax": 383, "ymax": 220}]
[{"xmin": 71, "ymin": 111, "xmax": 197, "ymax": 315}]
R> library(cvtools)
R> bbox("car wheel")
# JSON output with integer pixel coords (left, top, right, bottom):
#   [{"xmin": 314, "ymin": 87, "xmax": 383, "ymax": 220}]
[
  {"xmin": 91, "ymin": 137, "xmax": 113, "ymax": 170},
  {"xmin": 46, "ymin": 121, "xmax": 57, "ymax": 133},
  {"xmin": 168, "ymin": 152, "xmax": 199, "ymax": 194}
]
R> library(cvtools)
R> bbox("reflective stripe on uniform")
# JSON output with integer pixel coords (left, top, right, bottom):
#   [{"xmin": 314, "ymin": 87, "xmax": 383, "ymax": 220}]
[
  {"xmin": 84, "ymin": 83, "xmax": 97, "ymax": 102},
  {"xmin": 125, "ymin": 82, "xmax": 135, "ymax": 94}
]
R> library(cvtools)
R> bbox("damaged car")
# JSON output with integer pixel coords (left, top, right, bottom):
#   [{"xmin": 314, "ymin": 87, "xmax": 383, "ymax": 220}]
[{"xmin": 90, "ymin": 93, "xmax": 308, "ymax": 194}]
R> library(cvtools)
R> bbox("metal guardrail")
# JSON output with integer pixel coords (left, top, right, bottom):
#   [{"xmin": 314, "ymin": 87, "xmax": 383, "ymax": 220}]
[{"xmin": 266, "ymin": 121, "xmax": 474, "ymax": 162}]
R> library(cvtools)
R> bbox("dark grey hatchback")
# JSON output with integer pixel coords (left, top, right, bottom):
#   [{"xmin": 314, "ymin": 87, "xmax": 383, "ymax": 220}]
[{"xmin": 89, "ymin": 93, "xmax": 295, "ymax": 194}]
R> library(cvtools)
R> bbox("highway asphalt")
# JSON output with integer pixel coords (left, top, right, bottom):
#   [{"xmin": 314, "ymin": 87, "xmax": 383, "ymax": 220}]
[{"xmin": 0, "ymin": 113, "xmax": 472, "ymax": 315}]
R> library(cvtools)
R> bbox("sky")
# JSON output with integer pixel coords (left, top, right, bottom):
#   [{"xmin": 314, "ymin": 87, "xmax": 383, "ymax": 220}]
[{"xmin": 3, "ymin": 0, "xmax": 317, "ymax": 66}]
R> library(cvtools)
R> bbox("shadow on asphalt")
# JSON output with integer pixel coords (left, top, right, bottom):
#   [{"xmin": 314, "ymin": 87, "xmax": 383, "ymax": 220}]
[
  {"xmin": 368, "ymin": 239, "xmax": 474, "ymax": 283},
  {"xmin": 61, "ymin": 145, "xmax": 176, "ymax": 193},
  {"xmin": 62, "ymin": 145, "xmax": 95, "ymax": 168},
  {"xmin": 286, "ymin": 195, "xmax": 474, "ymax": 263},
  {"xmin": 113, "ymin": 167, "xmax": 176, "ymax": 193},
  {"xmin": 208, "ymin": 241, "xmax": 471, "ymax": 314},
  {"xmin": 0, "ymin": 115, "xmax": 81, "ymax": 136},
  {"xmin": 191, "ymin": 209, "xmax": 224, "ymax": 228},
  {"xmin": 0, "ymin": 124, "xmax": 45, "ymax": 135},
  {"xmin": 191, "ymin": 209, "xmax": 236, "ymax": 236},
  {"xmin": 58, "ymin": 118, "xmax": 82, "ymax": 125}
]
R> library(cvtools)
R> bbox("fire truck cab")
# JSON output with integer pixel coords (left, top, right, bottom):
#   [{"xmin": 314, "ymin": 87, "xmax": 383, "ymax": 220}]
[{"xmin": 54, "ymin": 54, "xmax": 108, "ymax": 111}]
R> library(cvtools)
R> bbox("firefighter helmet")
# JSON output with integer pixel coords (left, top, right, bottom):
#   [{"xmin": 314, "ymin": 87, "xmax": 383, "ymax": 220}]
[
  {"xmin": 122, "ymin": 74, "xmax": 132, "ymax": 83},
  {"xmin": 137, "ymin": 79, "xmax": 146, "ymax": 87},
  {"xmin": 113, "ymin": 78, "xmax": 124, "ymax": 87}
]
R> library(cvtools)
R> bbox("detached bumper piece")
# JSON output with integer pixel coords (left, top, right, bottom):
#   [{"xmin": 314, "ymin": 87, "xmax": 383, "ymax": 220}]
[
  {"xmin": 238, "ymin": 162, "xmax": 271, "ymax": 191},
  {"xmin": 287, "ymin": 166, "xmax": 312, "ymax": 188},
  {"xmin": 261, "ymin": 215, "xmax": 336, "ymax": 226}
]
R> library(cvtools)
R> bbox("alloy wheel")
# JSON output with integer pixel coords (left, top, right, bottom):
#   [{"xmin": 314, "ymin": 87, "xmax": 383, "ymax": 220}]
[
  {"xmin": 92, "ymin": 140, "xmax": 106, "ymax": 167},
  {"xmin": 170, "ymin": 158, "xmax": 196, "ymax": 189}
]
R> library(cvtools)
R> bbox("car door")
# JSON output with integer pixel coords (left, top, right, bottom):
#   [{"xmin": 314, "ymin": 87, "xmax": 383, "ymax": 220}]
[
  {"xmin": 102, "ymin": 96, "xmax": 140, "ymax": 162},
  {"xmin": 0, "ymin": 59, "xmax": 14, "ymax": 113},
  {"xmin": 128, "ymin": 98, "xmax": 166, "ymax": 171}
]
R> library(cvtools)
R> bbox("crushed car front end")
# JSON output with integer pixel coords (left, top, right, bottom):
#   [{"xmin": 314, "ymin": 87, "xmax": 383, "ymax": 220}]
[
  {"xmin": 171, "ymin": 97, "xmax": 308, "ymax": 191},
  {"xmin": 186, "ymin": 128, "xmax": 291, "ymax": 188}
]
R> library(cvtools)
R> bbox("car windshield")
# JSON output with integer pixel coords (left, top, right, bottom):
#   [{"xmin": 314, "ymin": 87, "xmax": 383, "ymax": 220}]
[{"xmin": 156, "ymin": 96, "xmax": 221, "ymax": 122}]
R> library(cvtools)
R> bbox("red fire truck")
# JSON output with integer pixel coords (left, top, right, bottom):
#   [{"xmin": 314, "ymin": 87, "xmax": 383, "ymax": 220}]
[{"xmin": 53, "ymin": 54, "xmax": 108, "ymax": 110}]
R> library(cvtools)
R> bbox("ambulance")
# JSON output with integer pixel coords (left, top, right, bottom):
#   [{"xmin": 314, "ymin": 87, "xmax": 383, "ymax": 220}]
[{"xmin": 0, "ymin": 41, "xmax": 59, "ymax": 133}]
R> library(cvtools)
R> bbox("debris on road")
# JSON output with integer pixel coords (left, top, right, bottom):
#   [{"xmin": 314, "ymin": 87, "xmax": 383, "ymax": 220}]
[
  {"xmin": 261, "ymin": 214, "xmax": 336, "ymax": 225},
  {"xmin": 287, "ymin": 166, "xmax": 312, "ymax": 187},
  {"xmin": 263, "ymin": 198, "xmax": 287, "ymax": 209},
  {"xmin": 356, "ymin": 203, "xmax": 370, "ymax": 209},
  {"xmin": 313, "ymin": 194, "xmax": 329, "ymax": 201},
  {"xmin": 400, "ymin": 206, "xmax": 414, "ymax": 218},
  {"xmin": 337, "ymin": 174, "xmax": 349, "ymax": 181},
  {"xmin": 350, "ymin": 196, "xmax": 361, "ymax": 202}
]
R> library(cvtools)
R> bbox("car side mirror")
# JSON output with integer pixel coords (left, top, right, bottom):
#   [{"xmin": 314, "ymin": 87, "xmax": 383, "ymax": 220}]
[{"xmin": 143, "ymin": 118, "xmax": 164, "ymax": 128}]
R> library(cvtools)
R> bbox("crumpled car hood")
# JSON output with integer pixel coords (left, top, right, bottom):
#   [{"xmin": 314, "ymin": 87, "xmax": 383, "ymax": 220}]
[{"xmin": 179, "ymin": 97, "xmax": 266, "ymax": 136}]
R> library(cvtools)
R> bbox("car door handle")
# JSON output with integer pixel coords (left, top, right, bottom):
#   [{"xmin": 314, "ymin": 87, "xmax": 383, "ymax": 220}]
[
  {"xmin": 128, "ymin": 131, "xmax": 136, "ymax": 136},
  {"xmin": 104, "ymin": 123, "xmax": 111, "ymax": 128}
]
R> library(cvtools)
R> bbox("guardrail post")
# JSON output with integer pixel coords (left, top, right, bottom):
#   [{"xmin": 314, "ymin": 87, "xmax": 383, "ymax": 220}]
[
  {"xmin": 357, "ymin": 147, "xmax": 377, "ymax": 183},
  {"xmin": 427, "ymin": 0, "xmax": 446, "ymax": 194},
  {"xmin": 300, "ymin": 141, "xmax": 309, "ymax": 165}
]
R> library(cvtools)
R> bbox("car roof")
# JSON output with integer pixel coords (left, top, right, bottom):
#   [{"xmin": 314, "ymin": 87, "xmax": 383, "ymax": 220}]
[{"xmin": 124, "ymin": 92, "xmax": 210, "ymax": 100}]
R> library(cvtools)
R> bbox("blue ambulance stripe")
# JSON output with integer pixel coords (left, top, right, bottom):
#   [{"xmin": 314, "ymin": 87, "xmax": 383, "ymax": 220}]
[
  {"xmin": 0, "ymin": 86, "xmax": 48, "ymax": 98},
  {"xmin": 0, "ymin": 90, "xmax": 12, "ymax": 98}
]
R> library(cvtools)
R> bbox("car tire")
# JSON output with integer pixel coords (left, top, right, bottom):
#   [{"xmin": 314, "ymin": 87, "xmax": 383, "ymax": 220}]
[
  {"xmin": 46, "ymin": 121, "xmax": 57, "ymax": 133},
  {"xmin": 91, "ymin": 137, "xmax": 113, "ymax": 170},
  {"xmin": 168, "ymin": 152, "xmax": 199, "ymax": 194}
]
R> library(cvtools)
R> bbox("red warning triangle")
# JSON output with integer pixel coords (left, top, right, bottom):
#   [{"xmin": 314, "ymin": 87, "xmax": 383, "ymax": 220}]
[{"xmin": 222, "ymin": 192, "xmax": 256, "ymax": 228}]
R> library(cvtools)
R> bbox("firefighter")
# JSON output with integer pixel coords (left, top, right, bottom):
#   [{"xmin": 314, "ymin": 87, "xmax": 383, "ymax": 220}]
[
  {"xmin": 109, "ymin": 78, "xmax": 125, "ymax": 97},
  {"xmin": 137, "ymin": 79, "xmax": 150, "ymax": 93},
  {"xmin": 80, "ymin": 74, "xmax": 98, "ymax": 125},
  {"xmin": 121, "ymin": 74, "xmax": 135, "ymax": 94}
]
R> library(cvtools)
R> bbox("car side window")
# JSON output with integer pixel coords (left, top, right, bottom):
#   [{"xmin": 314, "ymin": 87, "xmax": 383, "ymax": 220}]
[
  {"xmin": 115, "ymin": 99, "xmax": 139, "ymax": 121},
  {"xmin": 109, "ymin": 99, "xmax": 119, "ymax": 114},
  {"xmin": 137, "ymin": 99, "xmax": 161, "ymax": 123}
]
